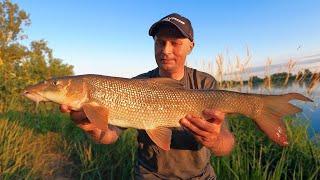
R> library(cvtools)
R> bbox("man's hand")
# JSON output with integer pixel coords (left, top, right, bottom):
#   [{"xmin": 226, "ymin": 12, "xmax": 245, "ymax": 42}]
[
  {"xmin": 179, "ymin": 109, "xmax": 235, "ymax": 156},
  {"xmin": 60, "ymin": 105, "xmax": 120, "ymax": 144}
]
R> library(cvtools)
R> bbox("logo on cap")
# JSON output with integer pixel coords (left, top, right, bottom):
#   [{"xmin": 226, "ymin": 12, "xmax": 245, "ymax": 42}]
[{"xmin": 162, "ymin": 17, "xmax": 185, "ymax": 25}]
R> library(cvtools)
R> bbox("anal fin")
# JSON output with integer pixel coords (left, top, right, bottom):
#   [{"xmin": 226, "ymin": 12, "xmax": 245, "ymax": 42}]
[{"xmin": 146, "ymin": 127, "xmax": 172, "ymax": 151}]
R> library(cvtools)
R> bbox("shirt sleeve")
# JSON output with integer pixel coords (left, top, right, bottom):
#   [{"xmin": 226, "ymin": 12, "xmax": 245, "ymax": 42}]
[
  {"xmin": 132, "ymin": 73, "xmax": 149, "ymax": 79},
  {"xmin": 132, "ymin": 68, "xmax": 158, "ymax": 79},
  {"xmin": 203, "ymin": 76, "xmax": 218, "ymax": 90}
]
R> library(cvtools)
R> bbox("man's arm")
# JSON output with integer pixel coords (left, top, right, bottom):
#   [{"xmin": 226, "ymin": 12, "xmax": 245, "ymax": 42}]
[
  {"xmin": 60, "ymin": 105, "xmax": 121, "ymax": 144},
  {"xmin": 180, "ymin": 109, "xmax": 235, "ymax": 156}
]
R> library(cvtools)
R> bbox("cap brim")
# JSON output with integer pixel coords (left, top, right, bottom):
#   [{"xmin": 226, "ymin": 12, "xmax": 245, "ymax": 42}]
[{"xmin": 149, "ymin": 21, "xmax": 191, "ymax": 41}]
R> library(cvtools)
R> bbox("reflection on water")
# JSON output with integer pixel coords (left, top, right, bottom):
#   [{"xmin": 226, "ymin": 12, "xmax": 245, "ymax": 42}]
[{"xmin": 229, "ymin": 82, "xmax": 320, "ymax": 133}]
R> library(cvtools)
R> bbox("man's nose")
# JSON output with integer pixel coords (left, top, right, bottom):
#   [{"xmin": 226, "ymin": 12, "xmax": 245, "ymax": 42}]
[{"xmin": 162, "ymin": 42, "xmax": 173, "ymax": 54}]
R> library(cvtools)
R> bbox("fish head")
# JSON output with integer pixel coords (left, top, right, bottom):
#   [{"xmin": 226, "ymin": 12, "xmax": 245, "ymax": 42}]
[{"xmin": 22, "ymin": 76, "xmax": 88, "ymax": 107}]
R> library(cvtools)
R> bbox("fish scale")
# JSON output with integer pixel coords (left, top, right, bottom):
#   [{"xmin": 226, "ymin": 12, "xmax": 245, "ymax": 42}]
[
  {"xmin": 86, "ymin": 76, "xmax": 261, "ymax": 129},
  {"xmin": 23, "ymin": 74, "xmax": 313, "ymax": 149}
]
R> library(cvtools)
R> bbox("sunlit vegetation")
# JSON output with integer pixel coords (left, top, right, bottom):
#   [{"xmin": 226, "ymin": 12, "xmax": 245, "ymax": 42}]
[{"xmin": 0, "ymin": 0, "xmax": 319, "ymax": 179}]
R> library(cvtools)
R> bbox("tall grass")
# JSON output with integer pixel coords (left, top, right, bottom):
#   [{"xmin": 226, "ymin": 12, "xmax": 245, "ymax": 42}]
[
  {"xmin": 283, "ymin": 59, "xmax": 296, "ymax": 86},
  {"xmin": 0, "ymin": 116, "xmax": 71, "ymax": 179},
  {"xmin": 0, "ymin": 110, "xmax": 319, "ymax": 179},
  {"xmin": 308, "ymin": 73, "xmax": 320, "ymax": 94},
  {"xmin": 212, "ymin": 115, "xmax": 320, "ymax": 180},
  {"xmin": 263, "ymin": 58, "xmax": 273, "ymax": 91},
  {"xmin": 0, "ymin": 110, "xmax": 137, "ymax": 179}
]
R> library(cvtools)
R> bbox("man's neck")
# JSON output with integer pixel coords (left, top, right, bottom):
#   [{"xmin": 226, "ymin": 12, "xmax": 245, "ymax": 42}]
[{"xmin": 159, "ymin": 67, "xmax": 185, "ymax": 80}]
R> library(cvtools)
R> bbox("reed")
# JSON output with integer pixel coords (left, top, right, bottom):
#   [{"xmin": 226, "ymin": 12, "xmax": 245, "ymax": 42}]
[
  {"xmin": 283, "ymin": 59, "xmax": 296, "ymax": 86},
  {"xmin": 215, "ymin": 54, "xmax": 224, "ymax": 88},
  {"xmin": 206, "ymin": 51, "xmax": 318, "ymax": 95},
  {"xmin": 264, "ymin": 58, "xmax": 272, "ymax": 91},
  {"xmin": 307, "ymin": 72, "xmax": 320, "ymax": 94},
  {"xmin": 0, "ymin": 110, "xmax": 319, "ymax": 179},
  {"xmin": 235, "ymin": 47, "xmax": 252, "ymax": 91}
]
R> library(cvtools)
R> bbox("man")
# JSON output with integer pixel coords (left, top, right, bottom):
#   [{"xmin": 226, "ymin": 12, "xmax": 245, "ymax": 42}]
[{"xmin": 61, "ymin": 13, "xmax": 235, "ymax": 179}]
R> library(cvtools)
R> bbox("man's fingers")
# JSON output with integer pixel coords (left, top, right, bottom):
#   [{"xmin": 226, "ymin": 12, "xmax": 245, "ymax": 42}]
[
  {"xmin": 60, "ymin": 105, "xmax": 90, "ymax": 125},
  {"xmin": 184, "ymin": 114, "xmax": 216, "ymax": 133},
  {"xmin": 60, "ymin": 105, "xmax": 89, "ymax": 123},
  {"xmin": 78, "ymin": 123, "xmax": 96, "ymax": 131},
  {"xmin": 70, "ymin": 110, "xmax": 89, "ymax": 124},
  {"xmin": 180, "ymin": 118, "xmax": 211, "ymax": 137},
  {"xmin": 189, "ymin": 130, "xmax": 217, "ymax": 147},
  {"xmin": 60, "ymin": 105, "xmax": 118, "ymax": 144},
  {"xmin": 60, "ymin": 105, "xmax": 71, "ymax": 113},
  {"xmin": 87, "ymin": 128, "xmax": 102, "ymax": 141},
  {"xmin": 203, "ymin": 109, "xmax": 225, "ymax": 124}
]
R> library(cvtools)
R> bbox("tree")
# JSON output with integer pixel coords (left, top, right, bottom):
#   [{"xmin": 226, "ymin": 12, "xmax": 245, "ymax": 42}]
[
  {"xmin": 0, "ymin": 0, "xmax": 74, "ymax": 112},
  {"xmin": 0, "ymin": 0, "xmax": 30, "ymax": 46},
  {"xmin": 0, "ymin": 0, "xmax": 30, "ymax": 111}
]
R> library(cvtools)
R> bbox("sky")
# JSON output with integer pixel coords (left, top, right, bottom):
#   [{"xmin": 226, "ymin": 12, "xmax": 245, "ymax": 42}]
[{"xmin": 14, "ymin": 0, "xmax": 320, "ymax": 77}]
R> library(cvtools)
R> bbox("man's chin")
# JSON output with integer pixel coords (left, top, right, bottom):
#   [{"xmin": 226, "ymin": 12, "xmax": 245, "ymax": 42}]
[{"xmin": 159, "ymin": 64, "xmax": 176, "ymax": 72}]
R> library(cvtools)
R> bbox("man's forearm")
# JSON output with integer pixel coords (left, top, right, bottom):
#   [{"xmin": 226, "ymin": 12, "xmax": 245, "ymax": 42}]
[{"xmin": 209, "ymin": 128, "xmax": 235, "ymax": 156}]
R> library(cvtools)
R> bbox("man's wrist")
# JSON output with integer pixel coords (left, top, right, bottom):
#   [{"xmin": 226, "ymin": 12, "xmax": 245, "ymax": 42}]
[{"xmin": 208, "ymin": 129, "xmax": 235, "ymax": 156}]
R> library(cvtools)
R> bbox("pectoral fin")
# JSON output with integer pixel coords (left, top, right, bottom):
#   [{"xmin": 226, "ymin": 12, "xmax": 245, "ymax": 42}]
[
  {"xmin": 146, "ymin": 127, "xmax": 172, "ymax": 151},
  {"xmin": 82, "ymin": 103, "xmax": 109, "ymax": 131}
]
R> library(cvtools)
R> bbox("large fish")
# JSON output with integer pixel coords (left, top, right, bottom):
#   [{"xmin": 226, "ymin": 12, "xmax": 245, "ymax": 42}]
[{"xmin": 23, "ymin": 74, "xmax": 312, "ymax": 150}]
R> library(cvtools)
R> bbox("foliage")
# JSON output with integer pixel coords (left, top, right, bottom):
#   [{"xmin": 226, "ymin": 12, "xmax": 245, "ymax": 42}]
[
  {"xmin": 0, "ymin": 1, "xmax": 319, "ymax": 179},
  {"xmin": 246, "ymin": 69, "xmax": 317, "ymax": 86},
  {"xmin": 0, "ymin": 0, "xmax": 74, "ymax": 113}
]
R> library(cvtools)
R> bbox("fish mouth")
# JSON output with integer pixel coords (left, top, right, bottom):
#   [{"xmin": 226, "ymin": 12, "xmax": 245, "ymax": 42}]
[{"xmin": 22, "ymin": 90, "xmax": 50, "ymax": 103}]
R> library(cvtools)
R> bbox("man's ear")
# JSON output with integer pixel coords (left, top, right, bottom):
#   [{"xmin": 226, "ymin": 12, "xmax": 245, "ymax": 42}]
[{"xmin": 187, "ymin": 41, "xmax": 194, "ymax": 55}]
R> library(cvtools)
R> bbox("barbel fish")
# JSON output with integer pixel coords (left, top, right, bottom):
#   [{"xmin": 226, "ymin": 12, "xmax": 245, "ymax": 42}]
[{"xmin": 23, "ymin": 74, "xmax": 313, "ymax": 150}]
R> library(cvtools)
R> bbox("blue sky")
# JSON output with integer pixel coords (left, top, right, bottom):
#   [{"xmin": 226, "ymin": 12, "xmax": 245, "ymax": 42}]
[{"xmin": 15, "ymin": 0, "xmax": 320, "ymax": 77}]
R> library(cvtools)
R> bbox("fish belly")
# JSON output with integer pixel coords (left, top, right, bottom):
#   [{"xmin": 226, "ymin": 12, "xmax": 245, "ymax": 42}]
[{"xmin": 106, "ymin": 90, "xmax": 219, "ymax": 129}]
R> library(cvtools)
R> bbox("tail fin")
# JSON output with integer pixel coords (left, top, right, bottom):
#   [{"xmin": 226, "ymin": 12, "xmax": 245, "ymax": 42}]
[{"xmin": 255, "ymin": 93, "xmax": 312, "ymax": 146}]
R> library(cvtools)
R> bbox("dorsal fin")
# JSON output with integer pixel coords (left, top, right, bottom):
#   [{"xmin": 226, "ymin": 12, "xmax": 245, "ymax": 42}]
[{"xmin": 141, "ymin": 77, "xmax": 185, "ymax": 89}]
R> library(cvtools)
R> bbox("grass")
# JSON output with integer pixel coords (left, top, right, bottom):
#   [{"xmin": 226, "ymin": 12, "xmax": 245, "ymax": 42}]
[
  {"xmin": 212, "ymin": 115, "xmax": 320, "ymax": 180},
  {"xmin": 0, "ymin": 116, "xmax": 70, "ymax": 179},
  {"xmin": 0, "ymin": 110, "xmax": 319, "ymax": 179},
  {"xmin": 0, "ymin": 110, "xmax": 137, "ymax": 179}
]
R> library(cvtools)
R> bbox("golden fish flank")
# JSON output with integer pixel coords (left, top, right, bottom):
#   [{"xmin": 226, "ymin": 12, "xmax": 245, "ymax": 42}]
[{"xmin": 23, "ymin": 74, "xmax": 313, "ymax": 151}]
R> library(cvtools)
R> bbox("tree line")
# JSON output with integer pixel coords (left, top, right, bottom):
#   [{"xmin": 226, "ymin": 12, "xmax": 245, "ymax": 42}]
[{"xmin": 0, "ymin": 0, "xmax": 74, "ymax": 112}]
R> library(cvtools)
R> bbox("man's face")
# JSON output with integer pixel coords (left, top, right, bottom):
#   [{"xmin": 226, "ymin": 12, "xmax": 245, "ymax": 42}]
[{"xmin": 154, "ymin": 25, "xmax": 194, "ymax": 73}]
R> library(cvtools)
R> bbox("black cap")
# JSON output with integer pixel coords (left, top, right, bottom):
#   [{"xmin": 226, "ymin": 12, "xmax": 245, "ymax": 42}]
[{"xmin": 149, "ymin": 13, "xmax": 194, "ymax": 42}]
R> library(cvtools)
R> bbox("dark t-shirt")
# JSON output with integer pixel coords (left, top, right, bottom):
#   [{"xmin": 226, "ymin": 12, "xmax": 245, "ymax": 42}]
[{"xmin": 133, "ymin": 66, "xmax": 218, "ymax": 179}]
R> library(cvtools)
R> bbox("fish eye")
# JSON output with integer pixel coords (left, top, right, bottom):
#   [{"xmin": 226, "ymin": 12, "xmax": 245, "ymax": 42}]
[{"xmin": 52, "ymin": 80, "xmax": 59, "ymax": 86}]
